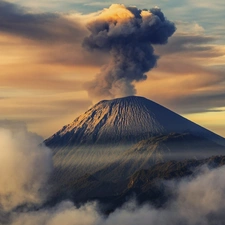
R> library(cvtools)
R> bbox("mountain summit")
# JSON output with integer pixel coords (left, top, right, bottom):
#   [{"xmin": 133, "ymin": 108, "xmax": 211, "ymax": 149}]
[
  {"xmin": 46, "ymin": 96, "xmax": 225, "ymax": 190},
  {"xmin": 45, "ymin": 96, "xmax": 225, "ymax": 147}
]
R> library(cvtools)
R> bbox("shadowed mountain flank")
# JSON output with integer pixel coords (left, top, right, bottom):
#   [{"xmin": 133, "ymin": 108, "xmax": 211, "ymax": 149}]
[{"xmin": 48, "ymin": 156, "xmax": 225, "ymax": 213}]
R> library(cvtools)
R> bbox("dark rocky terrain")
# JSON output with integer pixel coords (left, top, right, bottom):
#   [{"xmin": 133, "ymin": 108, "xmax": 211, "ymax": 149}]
[{"xmin": 48, "ymin": 155, "xmax": 225, "ymax": 213}]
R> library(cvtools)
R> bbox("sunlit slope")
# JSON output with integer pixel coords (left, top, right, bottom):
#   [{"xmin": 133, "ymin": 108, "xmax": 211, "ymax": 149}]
[
  {"xmin": 45, "ymin": 96, "xmax": 225, "ymax": 148},
  {"xmin": 45, "ymin": 96, "xmax": 225, "ymax": 193}
]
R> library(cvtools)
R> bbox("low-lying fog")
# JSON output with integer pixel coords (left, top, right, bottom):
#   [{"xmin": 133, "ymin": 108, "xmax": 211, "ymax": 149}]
[{"xmin": 1, "ymin": 122, "xmax": 225, "ymax": 225}]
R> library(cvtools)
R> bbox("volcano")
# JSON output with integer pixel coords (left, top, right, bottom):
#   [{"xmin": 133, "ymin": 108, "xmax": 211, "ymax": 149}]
[
  {"xmin": 45, "ymin": 96, "xmax": 225, "ymax": 148},
  {"xmin": 46, "ymin": 96, "xmax": 225, "ymax": 201}
]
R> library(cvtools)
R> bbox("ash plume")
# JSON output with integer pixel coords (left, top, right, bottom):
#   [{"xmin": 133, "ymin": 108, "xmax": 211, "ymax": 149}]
[{"xmin": 83, "ymin": 4, "xmax": 176, "ymax": 101}]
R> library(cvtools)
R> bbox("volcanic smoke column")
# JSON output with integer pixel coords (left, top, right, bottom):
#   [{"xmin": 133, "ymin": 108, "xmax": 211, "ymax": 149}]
[{"xmin": 83, "ymin": 4, "xmax": 176, "ymax": 101}]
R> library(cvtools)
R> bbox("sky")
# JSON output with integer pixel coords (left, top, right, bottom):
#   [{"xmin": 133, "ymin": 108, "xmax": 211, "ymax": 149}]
[{"xmin": 0, "ymin": 0, "xmax": 225, "ymax": 138}]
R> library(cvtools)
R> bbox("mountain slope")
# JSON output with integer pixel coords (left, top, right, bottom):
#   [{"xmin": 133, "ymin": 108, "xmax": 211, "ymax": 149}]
[
  {"xmin": 45, "ymin": 96, "xmax": 225, "ymax": 148},
  {"xmin": 126, "ymin": 132, "xmax": 225, "ymax": 160},
  {"xmin": 48, "ymin": 155, "xmax": 225, "ymax": 213},
  {"xmin": 44, "ymin": 96, "xmax": 225, "ymax": 210},
  {"xmin": 92, "ymin": 133, "xmax": 225, "ymax": 182}
]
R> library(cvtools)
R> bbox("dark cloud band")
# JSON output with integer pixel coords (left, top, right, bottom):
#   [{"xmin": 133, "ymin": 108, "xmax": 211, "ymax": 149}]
[{"xmin": 0, "ymin": 0, "xmax": 86, "ymax": 43}]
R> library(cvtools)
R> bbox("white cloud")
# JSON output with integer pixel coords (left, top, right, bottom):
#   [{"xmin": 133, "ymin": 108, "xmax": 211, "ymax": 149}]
[
  {"xmin": 0, "ymin": 122, "xmax": 53, "ymax": 211},
  {"xmin": 175, "ymin": 21, "xmax": 205, "ymax": 34}
]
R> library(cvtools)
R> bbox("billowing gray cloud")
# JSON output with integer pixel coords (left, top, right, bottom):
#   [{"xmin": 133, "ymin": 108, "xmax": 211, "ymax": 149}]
[
  {"xmin": 83, "ymin": 4, "xmax": 176, "ymax": 101},
  {"xmin": 0, "ymin": 0, "xmax": 87, "ymax": 43}
]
